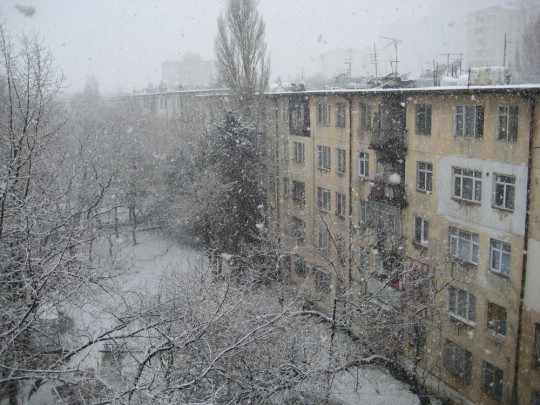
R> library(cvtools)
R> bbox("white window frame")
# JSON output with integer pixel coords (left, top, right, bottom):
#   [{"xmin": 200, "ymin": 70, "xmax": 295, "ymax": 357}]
[
  {"xmin": 293, "ymin": 142, "xmax": 305, "ymax": 164},
  {"xmin": 336, "ymin": 148, "xmax": 346, "ymax": 174},
  {"xmin": 414, "ymin": 217, "xmax": 429, "ymax": 246},
  {"xmin": 493, "ymin": 173, "xmax": 515, "ymax": 211},
  {"xmin": 497, "ymin": 105, "xmax": 518, "ymax": 141},
  {"xmin": 450, "ymin": 227, "xmax": 479, "ymax": 265},
  {"xmin": 317, "ymin": 187, "xmax": 331, "ymax": 212},
  {"xmin": 490, "ymin": 239, "xmax": 511, "ymax": 275},
  {"xmin": 454, "ymin": 105, "xmax": 484, "ymax": 138},
  {"xmin": 360, "ymin": 103, "xmax": 371, "ymax": 130},
  {"xmin": 416, "ymin": 161, "xmax": 433, "ymax": 192},
  {"xmin": 448, "ymin": 285, "xmax": 476, "ymax": 324},
  {"xmin": 358, "ymin": 152, "xmax": 369, "ymax": 177},
  {"xmin": 317, "ymin": 103, "xmax": 331, "ymax": 126},
  {"xmin": 317, "ymin": 145, "xmax": 331, "ymax": 170},
  {"xmin": 336, "ymin": 192, "xmax": 346, "ymax": 217},
  {"xmin": 453, "ymin": 167, "xmax": 482, "ymax": 203}
]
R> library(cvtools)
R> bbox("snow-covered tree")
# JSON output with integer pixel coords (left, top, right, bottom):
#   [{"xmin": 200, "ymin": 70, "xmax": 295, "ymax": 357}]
[{"xmin": 215, "ymin": 0, "xmax": 270, "ymax": 118}]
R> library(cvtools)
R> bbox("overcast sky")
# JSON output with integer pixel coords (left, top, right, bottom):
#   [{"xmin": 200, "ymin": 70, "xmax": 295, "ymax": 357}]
[{"xmin": 1, "ymin": 0, "xmax": 503, "ymax": 94}]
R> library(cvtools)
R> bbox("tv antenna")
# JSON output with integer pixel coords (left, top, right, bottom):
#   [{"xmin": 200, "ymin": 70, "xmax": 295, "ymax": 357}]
[
  {"xmin": 503, "ymin": 33, "xmax": 511, "ymax": 67},
  {"xmin": 381, "ymin": 37, "xmax": 401, "ymax": 77},
  {"xmin": 440, "ymin": 52, "xmax": 464, "ymax": 76}
]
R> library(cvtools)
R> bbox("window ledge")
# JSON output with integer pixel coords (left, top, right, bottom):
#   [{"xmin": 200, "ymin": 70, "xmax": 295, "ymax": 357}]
[
  {"xmin": 317, "ymin": 168, "xmax": 331, "ymax": 172},
  {"xmin": 450, "ymin": 257, "xmax": 478, "ymax": 268},
  {"xmin": 416, "ymin": 189, "xmax": 432, "ymax": 195},
  {"xmin": 448, "ymin": 312, "xmax": 476, "ymax": 327},
  {"xmin": 492, "ymin": 205, "xmax": 514, "ymax": 214},
  {"xmin": 413, "ymin": 241, "xmax": 429, "ymax": 250},
  {"xmin": 486, "ymin": 331, "xmax": 506, "ymax": 344},
  {"xmin": 452, "ymin": 197, "xmax": 481, "ymax": 206},
  {"xmin": 489, "ymin": 269, "xmax": 509, "ymax": 279}
]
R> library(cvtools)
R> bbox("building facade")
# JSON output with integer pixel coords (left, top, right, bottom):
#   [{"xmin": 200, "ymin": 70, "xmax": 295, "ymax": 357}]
[{"xmin": 264, "ymin": 86, "xmax": 540, "ymax": 404}]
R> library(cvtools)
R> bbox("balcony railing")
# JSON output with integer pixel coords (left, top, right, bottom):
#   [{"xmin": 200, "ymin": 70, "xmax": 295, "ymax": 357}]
[{"xmin": 369, "ymin": 129, "xmax": 407, "ymax": 163}]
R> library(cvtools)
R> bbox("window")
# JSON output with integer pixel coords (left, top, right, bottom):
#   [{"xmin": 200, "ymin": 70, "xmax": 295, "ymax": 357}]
[
  {"xmin": 497, "ymin": 105, "xmax": 518, "ymax": 141},
  {"xmin": 414, "ymin": 217, "xmax": 429, "ymax": 246},
  {"xmin": 490, "ymin": 239, "xmax": 511, "ymax": 275},
  {"xmin": 416, "ymin": 104, "xmax": 432, "ymax": 135},
  {"xmin": 336, "ymin": 236, "xmax": 346, "ymax": 264},
  {"xmin": 290, "ymin": 100, "xmax": 308, "ymax": 136},
  {"xmin": 493, "ymin": 174, "xmax": 515, "ymax": 211},
  {"xmin": 336, "ymin": 103, "xmax": 346, "ymax": 127},
  {"xmin": 282, "ymin": 140, "xmax": 289, "ymax": 163},
  {"xmin": 359, "ymin": 247, "xmax": 370, "ymax": 271},
  {"xmin": 316, "ymin": 228, "xmax": 331, "ymax": 254},
  {"xmin": 295, "ymin": 255, "xmax": 306, "ymax": 277},
  {"xmin": 293, "ymin": 142, "xmax": 305, "ymax": 163},
  {"xmin": 283, "ymin": 177, "xmax": 289, "ymax": 198},
  {"xmin": 291, "ymin": 216, "xmax": 305, "ymax": 244},
  {"xmin": 282, "ymin": 255, "xmax": 291, "ymax": 271},
  {"xmin": 336, "ymin": 148, "xmax": 346, "ymax": 174},
  {"xmin": 482, "ymin": 362, "xmax": 503, "ymax": 400},
  {"xmin": 535, "ymin": 324, "xmax": 540, "ymax": 369},
  {"xmin": 317, "ymin": 187, "xmax": 331, "ymax": 212},
  {"xmin": 317, "ymin": 145, "xmax": 331, "ymax": 170},
  {"xmin": 443, "ymin": 340, "xmax": 472, "ymax": 382},
  {"xmin": 358, "ymin": 200, "xmax": 367, "ymax": 226},
  {"xmin": 358, "ymin": 152, "xmax": 369, "ymax": 177},
  {"xmin": 533, "ymin": 390, "xmax": 540, "ymax": 405},
  {"xmin": 314, "ymin": 267, "xmax": 331, "ymax": 293},
  {"xmin": 450, "ymin": 227, "xmax": 479, "ymax": 264},
  {"xmin": 487, "ymin": 302, "xmax": 507, "ymax": 338},
  {"xmin": 454, "ymin": 105, "xmax": 484, "ymax": 138},
  {"xmin": 336, "ymin": 192, "xmax": 346, "ymax": 217},
  {"xmin": 453, "ymin": 167, "xmax": 482, "ymax": 203},
  {"xmin": 416, "ymin": 162, "xmax": 433, "ymax": 192},
  {"xmin": 360, "ymin": 103, "xmax": 371, "ymax": 130},
  {"xmin": 448, "ymin": 285, "xmax": 476, "ymax": 323},
  {"xmin": 282, "ymin": 103, "xmax": 289, "ymax": 123},
  {"xmin": 317, "ymin": 103, "xmax": 331, "ymax": 126},
  {"xmin": 292, "ymin": 181, "xmax": 305, "ymax": 205}
]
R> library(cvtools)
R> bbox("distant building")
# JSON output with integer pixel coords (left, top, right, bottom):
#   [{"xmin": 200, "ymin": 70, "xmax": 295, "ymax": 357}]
[
  {"xmin": 466, "ymin": 1, "xmax": 540, "ymax": 69},
  {"xmin": 161, "ymin": 53, "xmax": 215, "ymax": 89}
]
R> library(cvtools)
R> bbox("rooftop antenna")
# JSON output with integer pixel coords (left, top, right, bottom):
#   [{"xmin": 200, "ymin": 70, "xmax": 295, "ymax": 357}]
[
  {"xmin": 381, "ymin": 37, "xmax": 400, "ymax": 77},
  {"xmin": 344, "ymin": 49, "xmax": 352, "ymax": 78},
  {"xmin": 440, "ymin": 52, "xmax": 463, "ymax": 77},
  {"xmin": 370, "ymin": 43, "xmax": 378, "ymax": 77},
  {"xmin": 503, "ymin": 33, "xmax": 512, "ymax": 67}
]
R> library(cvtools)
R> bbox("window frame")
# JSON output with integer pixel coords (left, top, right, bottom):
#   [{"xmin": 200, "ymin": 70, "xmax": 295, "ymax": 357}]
[
  {"xmin": 415, "ymin": 104, "xmax": 432, "ymax": 135},
  {"xmin": 313, "ymin": 266, "xmax": 331, "ymax": 293},
  {"xmin": 453, "ymin": 167, "xmax": 482, "ymax": 203},
  {"xmin": 493, "ymin": 173, "xmax": 515, "ymax": 211},
  {"xmin": 487, "ymin": 302, "xmax": 507, "ymax": 339},
  {"xmin": 359, "ymin": 247, "xmax": 370, "ymax": 271},
  {"xmin": 316, "ymin": 228, "xmax": 331, "ymax": 254},
  {"xmin": 336, "ymin": 192, "xmax": 346, "ymax": 218},
  {"xmin": 317, "ymin": 103, "xmax": 331, "ymax": 126},
  {"xmin": 454, "ymin": 105, "xmax": 484, "ymax": 138},
  {"xmin": 489, "ymin": 239, "xmax": 511, "ymax": 276},
  {"xmin": 316, "ymin": 145, "xmax": 331, "ymax": 171},
  {"xmin": 497, "ymin": 105, "xmax": 518, "ymax": 142},
  {"xmin": 358, "ymin": 200, "xmax": 367, "ymax": 227},
  {"xmin": 449, "ymin": 227, "xmax": 479, "ymax": 265},
  {"xmin": 282, "ymin": 140, "xmax": 289, "ymax": 163},
  {"xmin": 336, "ymin": 103, "xmax": 346, "ymax": 127},
  {"xmin": 317, "ymin": 187, "xmax": 331, "ymax": 212},
  {"xmin": 416, "ymin": 161, "xmax": 433, "ymax": 193},
  {"xmin": 358, "ymin": 152, "xmax": 369, "ymax": 177},
  {"xmin": 281, "ymin": 103, "xmax": 289, "ymax": 123},
  {"xmin": 293, "ymin": 142, "xmax": 305, "ymax": 164},
  {"xmin": 294, "ymin": 255, "xmax": 306, "ymax": 277},
  {"xmin": 283, "ymin": 177, "xmax": 289, "ymax": 198},
  {"xmin": 291, "ymin": 216, "xmax": 305, "ymax": 244},
  {"xmin": 360, "ymin": 103, "xmax": 371, "ymax": 131},
  {"xmin": 443, "ymin": 339, "xmax": 472, "ymax": 382},
  {"xmin": 482, "ymin": 361, "xmax": 504, "ymax": 400},
  {"xmin": 292, "ymin": 180, "xmax": 305, "ymax": 205},
  {"xmin": 336, "ymin": 148, "xmax": 346, "ymax": 174},
  {"xmin": 414, "ymin": 217, "xmax": 429, "ymax": 246},
  {"xmin": 448, "ymin": 285, "xmax": 476, "ymax": 324}
]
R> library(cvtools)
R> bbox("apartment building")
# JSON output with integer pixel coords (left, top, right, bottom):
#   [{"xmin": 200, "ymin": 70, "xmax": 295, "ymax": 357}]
[
  {"xmin": 265, "ymin": 85, "xmax": 540, "ymax": 404},
  {"xmin": 127, "ymin": 83, "xmax": 540, "ymax": 403}
]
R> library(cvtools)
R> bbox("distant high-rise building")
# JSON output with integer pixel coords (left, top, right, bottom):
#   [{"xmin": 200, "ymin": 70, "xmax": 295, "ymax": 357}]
[{"xmin": 162, "ymin": 53, "xmax": 215, "ymax": 89}]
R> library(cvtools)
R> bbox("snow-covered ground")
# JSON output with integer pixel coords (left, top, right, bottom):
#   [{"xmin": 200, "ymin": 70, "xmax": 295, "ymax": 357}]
[{"xmin": 31, "ymin": 230, "xmax": 419, "ymax": 405}]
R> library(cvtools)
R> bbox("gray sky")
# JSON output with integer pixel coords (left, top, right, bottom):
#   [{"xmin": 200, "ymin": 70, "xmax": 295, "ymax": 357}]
[{"xmin": 1, "ymin": 0, "xmax": 500, "ymax": 94}]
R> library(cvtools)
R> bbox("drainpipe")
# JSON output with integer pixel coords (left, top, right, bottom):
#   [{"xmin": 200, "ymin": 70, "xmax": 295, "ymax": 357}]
[
  {"xmin": 346, "ymin": 95, "xmax": 354, "ymax": 292},
  {"xmin": 510, "ymin": 93, "xmax": 535, "ymax": 405}
]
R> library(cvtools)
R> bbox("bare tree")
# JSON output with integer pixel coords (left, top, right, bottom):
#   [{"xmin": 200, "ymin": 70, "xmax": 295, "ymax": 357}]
[{"xmin": 215, "ymin": 0, "xmax": 270, "ymax": 117}]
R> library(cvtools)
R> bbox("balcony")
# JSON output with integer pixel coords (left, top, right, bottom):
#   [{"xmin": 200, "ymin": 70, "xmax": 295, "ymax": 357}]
[
  {"xmin": 367, "ymin": 278, "xmax": 404, "ymax": 309},
  {"xmin": 369, "ymin": 178, "xmax": 407, "ymax": 208},
  {"xmin": 369, "ymin": 129, "xmax": 407, "ymax": 163}
]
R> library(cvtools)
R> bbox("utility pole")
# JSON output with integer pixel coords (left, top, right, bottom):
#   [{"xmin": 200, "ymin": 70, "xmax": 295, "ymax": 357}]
[
  {"xmin": 503, "ymin": 33, "xmax": 512, "ymax": 67},
  {"xmin": 370, "ymin": 42, "xmax": 378, "ymax": 77}
]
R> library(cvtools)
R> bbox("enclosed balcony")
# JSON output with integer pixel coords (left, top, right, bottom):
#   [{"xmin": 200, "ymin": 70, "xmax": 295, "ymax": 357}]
[{"xmin": 369, "ymin": 178, "xmax": 407, "ymax": 207}]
